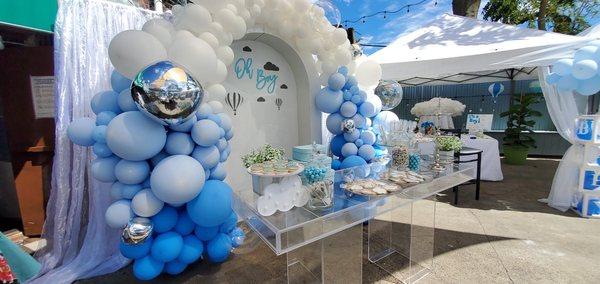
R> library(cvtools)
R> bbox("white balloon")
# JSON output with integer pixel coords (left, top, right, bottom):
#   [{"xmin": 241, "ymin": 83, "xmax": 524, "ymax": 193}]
[
  {"xmin": 308, "ymin": 37, "xmax": 323, "ymax": 54},
  {"xmin": 318, "ymin": 72, "xmax": 329, "ymax": 86},
  {"xmin": 321, "ymin": 60, "xmax": 337, "ymax": 75},
  {"xmin": 190, "ymin": 0, "xmax": 227, "ymax": 13},
  {"xmin": 347, "ymin": 60, "xmax": 356, "ymax": 75},
  {"xmin": 210, "ymin": 60, "xmax": 228, "ymax": 84},
  {"xmin": 108, "ymin": 30, "xmax": 167, "ymax": 79},
  {"xmin": 293, "ymin": 0, "xmax": 311, "ymax": 12},
  {"xmin": 231, "ymin": 16, "xmax": 247, "ymax": 40},
  {"xmin": 226, "ymin": 4, "xmax": 238, "ymax": 14},
  {"xmin": 240, "ymin": 9, "xmax": 251, "ymax": 22},
  {"xmin": 142, "ymin": 19, "xmax": 173, "ymax": 48},
  {"xmin": 131, "ymin": 189, "xmax": 164, "ymax": 217},
  {"xmin": 250, "ymin": 4, "xmax": 262, "ymax": 17},
  {"xmin": 168, "ymin": 34, "xmax": 217, "ymax": 84},
  {"xmin": 356, "ymin": 60, "xmax": 382, "ymax": 87},
  {"xmin": 335, "ymin": 46, "xmax": 352, "ymax": 66},
  {"xmin": 173, "ymin": 4, "xmax": 212, "ymax": 35},
  {"xmin": 105, "ymin": 200, "xmax": 134, "ymax": 229},
  {"xmin": 332, "ymin": 28, "xmax": 347, "ymax": 45},
  {"xmin": 171, "ymin": 4, "xmax": 183, "ymax": 14},
  {"xmin": 208, "ymin": 100, "xmax": 225, "ymax": 113},
  {"xmin": 198, "ymin": 32, "xmax": 219, "ymax": 50},
  {"xmin": 215, "ymin": 9, "xmax": 247, "ymax": 40},
  {"xmin": 221, "ymin": 32, "xmax": 234, "ymax": 46},
  {"xmin": 216, "ymin": 45, "xmax": 234, "ymax": 65},
  {"xmin": 279, "ymin": 20, "xmax": 295, "ymax": 40},
  {"xmin": 206, "ymin": 84, "xmax": 227, "ymax": 101},
  {"xmin": 254, "ymin": 0, "xmax": 265, "ymax": 7}
]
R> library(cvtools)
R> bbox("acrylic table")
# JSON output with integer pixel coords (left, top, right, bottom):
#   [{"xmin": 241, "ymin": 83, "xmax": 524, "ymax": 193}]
[{"xmin": 233, "ymin": 162, "xmax": 474, "ymax": 283}]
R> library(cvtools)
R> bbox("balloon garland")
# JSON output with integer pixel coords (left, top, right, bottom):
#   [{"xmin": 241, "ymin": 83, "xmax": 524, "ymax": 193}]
[
  {"xmin": 64, "ymin": 0, "xmax": 389, "ymax": 280},
  {"xmin": 546, "ymin": 40, "xmax": 600, "ymax": 96}
]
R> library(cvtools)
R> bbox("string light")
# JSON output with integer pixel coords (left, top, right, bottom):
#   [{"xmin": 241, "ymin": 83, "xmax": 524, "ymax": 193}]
[
  {"xmin": 342, "ymin": 0, "xmax": 429, "ymax": 25},
  {"xmin": 407, "ymin": 5, "xmax": 410, "ymax": 13}
]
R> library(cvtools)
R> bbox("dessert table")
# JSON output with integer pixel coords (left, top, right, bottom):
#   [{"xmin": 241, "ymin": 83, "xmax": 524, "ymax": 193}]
[
  {"xmin": 232, "ymin": 162, "xmax": 474, "ymax": 283},
  {"xmin": 418, "ymin": 135, "xmax": 504, "ymax": 181}
]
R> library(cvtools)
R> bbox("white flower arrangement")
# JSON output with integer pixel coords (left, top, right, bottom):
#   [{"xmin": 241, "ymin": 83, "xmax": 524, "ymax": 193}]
[{"xmin": 410, "ymin": 97, "xmax": 466, "ymax": 117}]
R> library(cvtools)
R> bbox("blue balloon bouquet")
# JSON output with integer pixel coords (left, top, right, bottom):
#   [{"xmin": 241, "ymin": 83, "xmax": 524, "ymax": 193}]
[{"xmin": 67, "ymin": 65, "xmax": 243, "ymax": 280}]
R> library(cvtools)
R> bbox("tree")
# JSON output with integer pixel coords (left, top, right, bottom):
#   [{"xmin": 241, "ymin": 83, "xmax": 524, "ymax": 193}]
[
  {"xmin": 482, "ymin": 0, "xmax": 600, "ymax": 35},
  {"xmin": 452, "ymin": 0, "xmax": 482, "ymax": 18}
]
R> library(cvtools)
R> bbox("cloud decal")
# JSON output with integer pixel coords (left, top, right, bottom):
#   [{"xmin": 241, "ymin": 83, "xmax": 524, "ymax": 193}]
[
  {"xmin": 257, "ymin": 97, "xmax": 266, "ymax": 102},
  {"xmin": 280, "ymin": 84, "xmax": 288, "ymax": 89},
  {"xmin": 263, "ymin": 62, "xmax": 279, "ymax": 71},
  {"xmin": 243, "ymin": 46, "xmax": 252, "ymax": 52}
]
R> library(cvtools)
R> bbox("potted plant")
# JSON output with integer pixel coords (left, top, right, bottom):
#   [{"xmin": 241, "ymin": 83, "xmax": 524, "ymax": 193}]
[
  {"xmin": 435, "ymin": 136, "xmax": 462, "ymax": 163},
  {"xmin": 500, "ymin": 93, "xmax": 542, "ymax": 165}
]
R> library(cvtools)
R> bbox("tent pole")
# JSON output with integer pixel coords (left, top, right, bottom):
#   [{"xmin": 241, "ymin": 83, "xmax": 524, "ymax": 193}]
[{"xmin": 508, "ymin": 69, "xmax": 516, "ymax": 106}]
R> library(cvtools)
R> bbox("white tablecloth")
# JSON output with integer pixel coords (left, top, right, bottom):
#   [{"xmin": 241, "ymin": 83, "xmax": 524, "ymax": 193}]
[{"xmin": 418, "ymin": 135, "xmax": 504, "ymax": 181}]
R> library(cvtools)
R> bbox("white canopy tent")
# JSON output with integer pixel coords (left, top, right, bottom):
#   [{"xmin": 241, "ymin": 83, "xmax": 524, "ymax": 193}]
[{"xmin": 369, "ymin": 14, "xmax": 600, "ymax": 213}]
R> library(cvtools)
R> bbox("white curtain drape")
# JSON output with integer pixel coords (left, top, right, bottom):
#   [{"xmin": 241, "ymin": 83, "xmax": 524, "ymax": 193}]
[
  {"xmin": 31, "ymin": 1, "xmax": 154, "ymax": 282},
  {"xmin": 538, "ymin": 67, "xmax": 586, "ymax": 211}
]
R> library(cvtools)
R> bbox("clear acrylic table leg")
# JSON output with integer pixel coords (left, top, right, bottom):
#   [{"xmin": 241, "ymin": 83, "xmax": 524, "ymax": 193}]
[
  {"xmin": 367, "ymin": 196, "xmax": 437, "ymax": 283},
  {"xmin": 286, "ymin": 223, "xmax": 363, "ymax": 283}
]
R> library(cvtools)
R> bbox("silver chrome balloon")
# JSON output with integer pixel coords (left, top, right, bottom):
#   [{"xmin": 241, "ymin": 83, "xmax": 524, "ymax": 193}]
[
  {"xmin": 131, "ymin": 61, "xmax": 204, "ymax": 126},
  {"xmin": 374, "ymin": 80, "xmax": 403, "ymax": 111},
  {"xmin": 122, "ymin": 217, "xmax": 153, "ymax": 245},
  {"xmin": 342, "ymin": 119, "xmax": 355, "ymax": 134}
]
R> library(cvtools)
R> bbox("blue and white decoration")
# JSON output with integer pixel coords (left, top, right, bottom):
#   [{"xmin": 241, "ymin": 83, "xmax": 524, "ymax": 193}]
[
  {"xmin": 488, "ymin": 82, "xmax": 504, "ymax": 98},
  {"xmin": 546, "ymin": 41, "xmax": 600, "ymax": 96},
  {"xmin": 573, "ymin": 115, "xmax": 600, "ymax": 218}
]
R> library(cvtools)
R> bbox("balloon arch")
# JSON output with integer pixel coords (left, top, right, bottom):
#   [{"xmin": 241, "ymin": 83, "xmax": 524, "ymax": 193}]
[{"xmin": 66, "ymin": 0, "xmax": 398, "ymax": 280}]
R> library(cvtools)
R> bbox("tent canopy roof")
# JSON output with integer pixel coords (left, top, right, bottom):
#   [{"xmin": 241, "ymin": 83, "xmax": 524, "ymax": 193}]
[{"xmin": 370, "ymin": 14, "xmax": 594, "ymax": 83}]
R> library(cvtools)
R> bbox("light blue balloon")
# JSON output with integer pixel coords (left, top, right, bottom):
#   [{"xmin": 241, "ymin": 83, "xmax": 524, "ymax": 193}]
[
  {"xmin": 194, "ymin": 225, "xmax": 219, "ymax": 241},
  {"xmin": 151, "ymin": 155, "xmax": 205, "ymax": 205},
  {"xmin": 110, "ymin": 182, "xmax": 124, "ymax": 200},
  {"xmin": 338, "ymin": 66, "xmax": 349, "ymax": 76},
  {"xmin": 133, "ymin": 255, "xmax": 164, "ymax": 281},
  {"xmin": 187, "ymin": 180, "xmax": 232, "ymax": 227},
  {"xmin": 352, "ymin": 114, "xmax": 366, "ymax": 129},
  {"xmin": 118, "ymin": 89, "xmax": 138, "ymax": 112},
  {"xmin": 553, "ymin": 58, "xmax": 574, "ymax": 76},
  {"xmin": 164, "ymin": 260, "xmax": 187, "ymax": 275},
  {"xmin": 225, "ymin": 129, "xmax": 234, "ymax": 141},
  {"xmin": 93, "ymin": 142, "xmax": 113, "ymax": 158},
  {"xmin": 177, "ymin": 235, "xmax": 204, "ymax": 264},
  {"xmin": 105, "ymin": 199, "xmax": 133, "ymax": 228},
  {"xmin": 557, "ymin": 75, "xmax": 579, "ymax": 92},
  {"xmin": 344, "ymin": 129, "xmax": 360, "ymax": 142},
  {"xmin": 115, "ymin": 160, "xmax": 149, "ymax": 185},
  {"xmin": 106, "ymin": 111, "xmax": 166, "ymax": 161},
  {"xmin": 344, "ymin": 76, "xmax": 358, "ymax": 90},
  {"xmin": 121, "ymin": 184, "xmax": 142, "ymax": 199},
  {"xmin": 360, "ymin": 130, "xmax": 376, "ymax": 145},
  {"xmin": 358, "ymin": 144, "xmax": 375, "ymax": 161},
  {"xmin": 575, "ymin": 75, "xmax": 600, "ymax": 96},
  {"xmin": 355, "ymin": 139, "xmax": 364, "ymax": 148},
  {"xmin": 349, "ymin": 85, "xmax": 360, "ymax": 95},
  {"xmin": 174, "ymin": 210, "xmax": 195, "ymax": 235},
  {"xmin": 546, "ymin": 73, "xmax": 561, "ymax": 85},
  {"xmin": 91, "ymin": 90, "xmax": 121, "ymax": 115},
  {"xmin": 219, "ymin": 128, "xmax": 226, "ymax": 138},
  {"xmin": 572, "ymin": 59, "xmax": 598, "ymax": 80},
  {"xmin": 151, "ymin": 231, "xmax": 183, "ymax": 262},
  {"xmin": 207, "ymin": 114, "xmax": 222, "ymax": 126},
  {"xmin": 191, "ymin": 119, "xmax": 221, "ymax": 147},
  {"xmin": 341, "ymin": 142, "xmax": 358, "ymax": 157},
  {"xmin": 92, "ymin": 125, "xmax": 107, "ymax": 143},
  {"xmin": 340, "ymin": 155, "xmax": 367, "ymax": 169},
  {"xmin": 359, "ymin": 101, "xmax": 377, "ymax": 118},
  {"xmin": 67, "ymin": 117, "xmax": 96, "ymax": 146},
  {"xmin": 315, "ymin": 87, "xmax": 344, "ymax": 114},
  {"xmin": 207, "ymin": 233, "xmax": 232, "ymax": 263},
  {"xmin": 330, "ymin": 134, "xmax": 346, "ymax": 157},
  {"xmin": 96, "ymin": 111, "xmax": 117, "ymax": 126},
  {"xmin": 343, "ymin": 90, "xmax": 353, "ymax": 101},
  {"xmin": 574, "ymin": 46, "xmax": 598, "ymax": 62},
  {"xmin": 191, "ymin": 145, "xmax": 220, "ymax": 169},
  {"xmin": 152, "ymin": 206, "xmax": 178, "ymax": 233},
  {"xmin": 165, "ymin": 132, "xmax": 195, "ymax": 155},
  {"xmin": 220, "ymin": 149, "xmax": 229, "ymax": 162},
  {"xmin": 217, "ymin": 138, "xmax": 227, "ymax": 152},
  {"xmin": 169, "ymin": 115, "xmax": 197, "ymax": 133},
  {"xmin": 210, "ymin": 163, "xmax": 227, "ymax": 180},
  {"xmin": 351, "ymin": 94, "xmax": 362, "ymax": 104},
  {"xmin": 328, "ymin": 73, "xmax": 346, "ymax": 91},
  {"xmin": 111, "ymin": 70, "xmax": 132, "ymax": 93},
  {"xmin": 340, "ymin": 101, "xmax": 358, "ymax": 118},
  {"xmin": 91, "ymin": 155, "xmax": 120, "ymax": 182},
  {"xmin": 120, "ymin": 236, "xmax": 152, "ymax": 259},
  {"xmin": 217, "ymin": 113, "xmax": 232, "ymax": 132},
  {"xmin": 196, "ymin": 103, "xmax": 213, "ymax": 120},
  {"xmin": 326, "ymin": 113, "xmax": 345, "ymax": 135}
]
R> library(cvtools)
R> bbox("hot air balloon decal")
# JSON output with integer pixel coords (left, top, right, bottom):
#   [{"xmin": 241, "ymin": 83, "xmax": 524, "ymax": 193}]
[
  {"xmin": 488, "ymin": 83, "xmax": 504, "ymax": 98},
  {"xmin": 226, "ymin": 92, "xmax": 244, "ymax": 115},
  {"xmin": 275, "ymin": 98, "xmax": 283, "ymax": 111}
]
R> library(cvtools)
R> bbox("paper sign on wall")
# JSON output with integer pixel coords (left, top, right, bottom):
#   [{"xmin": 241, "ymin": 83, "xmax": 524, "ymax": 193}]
[
  {"xmin": 29, "ymin": 76, "xmax": 55, "ymax": 119},
  {"xmin": 466, "ymin": 114, "xmax": 493, "ymax": 131}
]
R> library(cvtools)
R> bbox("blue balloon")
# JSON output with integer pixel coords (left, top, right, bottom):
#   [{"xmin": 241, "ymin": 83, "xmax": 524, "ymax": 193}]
[
  {"xmin": 220, "ymin": 150, "xmax": 230, "ymax": 162},
  {"xmin": 349, "ymin": 85, "xmax": 360, "ymax": 95},
  {"xmin": 350, "ymin": 94, "xmax": 362, "ymax": 104},
  {"xmin": 194, "ymin": 225, "xmax": 219, "ymax": 241},
  {"xmin": 174, "ymin": 210, "xmax": 196, "ymax": 235},
  {"xmin": 340, "ymin": 155, "xmax": 367, "ymax": 169},
  {"xmin": 575, "ymin": 75, "xmax": 600, "ymax": 96},
  {"xmin": 207, "ymin": 233, "xmax": 232, "ymax": 263},
  {"xmin": 105, "ymin": 200, "xmax": 133, "ymax": 228},
  {"xmin": 133, "ymin": 255, "xmax": 164, "ymax": 280},
  {"xmin": 355, "ymin": 139, "xmax": 364, "ymax": 148},
  {"xmin": 93, "ymin": 142, "xmax": 113, "ymax": 158},
  {"xmin": 142, "ymin": 177, "xmax": 151, "ymax": 188},
  {"xmin": 150, "ymin": 151, "xmax": 168, "ymax": 167},
  {"xmin": 330, "ymin": 135, "xmax": 346, "ymax": 157},
  {"xmin": 338, "ymin": 66, "xmax": 349, "ymax": 76},
  {"xmin": 341, "ymin": 142, "xmax": 358, "ymax": 157},
  {"xmin": 115, "ymin": 160, "xmax": 149, "ymax": 185},
  {"xmin": 328, "ymin": 73, "xmax": 346, "ymax": 91},
  {"xmin": 91, "ymin": 155, "xmax": 120, "ymax": 182},
  {"xmin": 165, "ymin": 132, "xmax": 195, "ymax": 155},
  {"xmin": 195, "ymin": 103, "xmax": 213, "ymax": 120},
  {"xmin": 151, "ymin": 231, "xmax": 183, "ymax": 262},
  {"xmin": 110, "ymin": 182, "xmax": 124, "ymax": 200},
  {"xmin": 91, "ymin": 90, "xmax": 121, "ymax": 115},
  {"xmin": 191, "ymin": 119, "xmax": 221, "ymax": 147},
  {"xmin": 546, "ymin": 73, "xmax": 561, "ymax": 85},
  {"xmin": 574, "ymin": 46, "xmax": 598, "ymax": 62},
  {"xmin": 315, "ymin": 87, "xmax": 344, "ymax": 114},
  {"xmin": 359, "ymin": 101, "xmax": 377, "ymax": 118},
  {"xmin": 177, "ymin": 235, "xmax": 204, "ymax": 264},
  {"xmin": 217, "ymin": 113, "xmax": 232, "ymax": 132},
  {"xmin": 557, "ymin": 75, "xmax": 579, "ymax": 92},
  {"xmin": 352, "ymin": 113, "xmax": 367, "ymax": 129},
  {"xmin": 331, "ymin": 159, "xmax": 341, "ymax": 170},
  {"xmin": 225, "ymin": 129, "xmax": 234, "ymax": 141},
  {"xmin": 217, "ymin": 138, "xmax": 228, "ymax": 152},
  {"xmin": 106, "ymin": 111, "xmax": 166, "ymax": 161},
  {"xmin": 326, "ymin": 113, "xmax": 345, "ymax": 135},
  {"xmin": 343, "ymin": 90, "xmax": 353, "ymax": 101},
  {"xmin": 67, "ymin": 118, "xmax": 97, "ymax": 146},
  {"xmin": 111, "ymin": 70, "xmax": 132, "ymax": 93},
  {"xmin": 572, "ymin": 59, "xmax": 598, "ymax": 80},
  {"xmin": 92, "ymin": 125, "xmax": 107, "ymax": 143},
  {"xmin": 343, "ymin": 129, "xmax": 360, "ymax": 142},
  {"xmin": 191, "ymin": 145, "xmax": 220, "ymax": 170},
  {"xmin": 150, "ymin": 155, "xmax": 205, "ymax": 205},
  {"xmin": 169, "ymin": 115, "xmax": 197, "ymax": 132},
  {"xmin": 358, "ymin": 144, "xmax": 375, "ymax": 161},
  {"xmin": 340, "ymin": 101, "xmax": 358, "ymax": 118},
  {"xmin": 164, "ymin": 260, "xmax": 187, "ymax": 275},
  {"xmin": 117, "ymin": 89, "xmax": 138, "ymax": 112},
  {"xmin": 553, "ymin": 58, "xmax": 574, "ymax": 76},
  {"xmin": 209, "ymin": 163, "xmax": 227, "ymax": 180},
  {"xmin": 360, "ymin": 130, "xmax": 376, "ymax": 145},
  {"xmin": 120, "ymin": 236, "xmax": 152, "ymax": 259},
  {"xmin": 219, "ymin": 212, "xmax": 237, "ymax": 233},
  {"xmin": 187, "ymin": 180, "xmax": 232, "ymax": 227},
  {"xmin": 96, "ymin": 111, "xmax": 117, "ymax": 126},
  {"xmin": 151, "ymin": 206, "xmax": 178, "ymax": 233},
  {"xmin": 344, "ymin": 76, "xmax": 358, "ymax": 90},
  {"xmin": 121, "ymin": 184, "xmax": 142, "ymax": 199},
  {"xmin": 207, "ymin": 114, "xmax": 222, "ymax": 126}
]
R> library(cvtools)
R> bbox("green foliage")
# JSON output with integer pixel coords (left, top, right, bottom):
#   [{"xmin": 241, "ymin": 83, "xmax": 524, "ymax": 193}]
[
  {"xmin": 241, "ymin": 144, "xmax": 286, "ymax": 168},
  {"xmin": 482, "ymin": 0, "xmax": 599, "ymax": 34},
  {"xmin": 435, "ymin": 136, "xmax": 463, "ymax": 152},
  {"xmin": 500, "ymin": 93, "xmax": 543, "ymax": 149}
]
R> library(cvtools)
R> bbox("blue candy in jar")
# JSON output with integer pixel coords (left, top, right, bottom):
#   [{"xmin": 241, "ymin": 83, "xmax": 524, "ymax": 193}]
[{"xmin": 408, "ymin": 153, "xmax": 420, "ymax": 172}]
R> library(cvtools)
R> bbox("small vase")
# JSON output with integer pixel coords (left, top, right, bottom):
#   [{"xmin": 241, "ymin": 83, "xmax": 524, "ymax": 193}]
[
  {"xmin": 307, "ymin": 180, "xmax": 334, "ymax": 210},
  {"xmin": 437, "ymin": 150, "xmax": 455, "ymax": 164}
]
